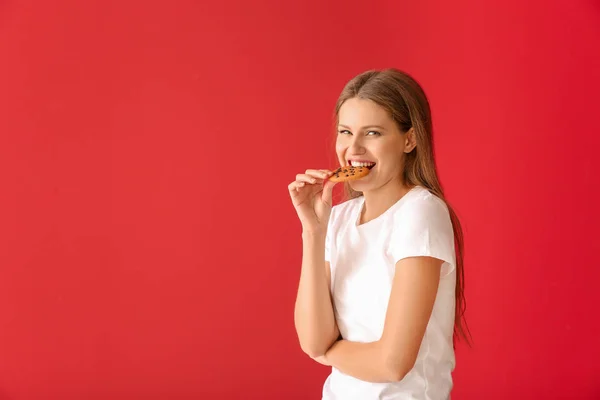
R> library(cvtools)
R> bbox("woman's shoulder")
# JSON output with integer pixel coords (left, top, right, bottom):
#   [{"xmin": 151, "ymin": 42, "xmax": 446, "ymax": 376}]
[
  {"xmin": 396, "ymin": 186, "xmax": 451, "ymax": 220},
  {"xmin": 330, "ymin": 196, "xmax": 362, "ymax": 221}
]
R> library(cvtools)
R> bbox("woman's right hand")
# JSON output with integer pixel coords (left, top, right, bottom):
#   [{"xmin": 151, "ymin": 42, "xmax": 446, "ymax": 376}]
[{"xmin": 288, "ymin": 169, "xmax": 337, "ymax": 234}]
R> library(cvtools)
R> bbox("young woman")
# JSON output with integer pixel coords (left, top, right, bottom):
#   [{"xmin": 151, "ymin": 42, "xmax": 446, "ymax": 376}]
[{"xmin": 288, "ymin": 68, "xmax": 469, "ymax": 400}]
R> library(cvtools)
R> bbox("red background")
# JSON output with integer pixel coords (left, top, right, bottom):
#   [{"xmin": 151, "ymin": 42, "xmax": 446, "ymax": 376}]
[{"xmin": 1, "ymin": 0, "xmax": 599, "ymax": 399}]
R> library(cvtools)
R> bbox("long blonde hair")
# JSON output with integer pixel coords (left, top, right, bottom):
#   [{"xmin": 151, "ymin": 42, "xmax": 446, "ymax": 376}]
[{"xmin": 333, "ymin": 68, "xmax": 471, "ymax": 345}]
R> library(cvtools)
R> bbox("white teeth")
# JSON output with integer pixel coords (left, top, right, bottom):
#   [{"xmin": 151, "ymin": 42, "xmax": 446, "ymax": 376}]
[{"xmin": 350, "ymin": 161, "xmax": 375, "ymax": 167}]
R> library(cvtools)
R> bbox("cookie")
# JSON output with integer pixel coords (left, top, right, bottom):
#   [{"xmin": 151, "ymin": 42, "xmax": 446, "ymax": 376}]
[{"xmin": 328, "ymin": 165, "xmax": 371, "ymax": 182}]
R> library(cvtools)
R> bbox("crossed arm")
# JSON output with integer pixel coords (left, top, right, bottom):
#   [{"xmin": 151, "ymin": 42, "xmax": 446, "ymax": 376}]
[{"xmin": 312, "ymin": 256, "xmax": 443, "ymax": 383}]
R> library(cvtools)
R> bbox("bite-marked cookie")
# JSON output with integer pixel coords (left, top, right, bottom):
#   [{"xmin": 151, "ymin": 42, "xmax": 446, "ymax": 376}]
[{"xmin": 328, "ymin": 165, "xmax": 371, "ymax": 182}]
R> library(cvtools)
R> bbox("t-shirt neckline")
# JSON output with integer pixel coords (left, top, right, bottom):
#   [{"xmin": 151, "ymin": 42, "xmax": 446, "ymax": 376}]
[{"xmin": 354, "ymin": 186, "xmax": 422, "ymax": 228}]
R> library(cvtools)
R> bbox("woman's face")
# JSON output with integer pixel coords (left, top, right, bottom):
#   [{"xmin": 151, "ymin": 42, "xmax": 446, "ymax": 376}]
[{"xmin": 336, "ymin": 97, "xmax": 415, "ymax": 193}]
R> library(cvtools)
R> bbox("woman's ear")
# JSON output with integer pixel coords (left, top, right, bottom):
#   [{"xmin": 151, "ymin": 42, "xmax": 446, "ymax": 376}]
[{"xmin": 404, "ymin": 128, "xmax": 417, "ymax": 153}]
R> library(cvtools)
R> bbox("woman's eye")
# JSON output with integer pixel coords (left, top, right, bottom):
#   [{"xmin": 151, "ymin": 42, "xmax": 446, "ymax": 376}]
[{"xmin": 338, "ymin": 130, "xmax": 380, "ymax": 136}]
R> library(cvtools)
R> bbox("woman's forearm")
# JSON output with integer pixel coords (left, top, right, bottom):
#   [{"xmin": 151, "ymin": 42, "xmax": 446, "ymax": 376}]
[
  {"xmin": 325, "ymin": 340, "xmax": 403, "ymax": 383},
  {"xmin": 294, "ymin": 230, "xmax": 339, "ymax": 358}
]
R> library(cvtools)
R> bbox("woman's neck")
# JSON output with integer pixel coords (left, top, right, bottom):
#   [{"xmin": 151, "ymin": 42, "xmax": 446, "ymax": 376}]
[{"xmin": 359, "ymin": 180, "xmax": 414, "ymax": 224}]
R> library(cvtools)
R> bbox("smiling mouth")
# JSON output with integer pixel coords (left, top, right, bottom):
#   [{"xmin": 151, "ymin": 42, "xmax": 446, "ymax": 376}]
[{"xmin": 347, "ymin": 161, "xmax": 376, "ymax": 170}]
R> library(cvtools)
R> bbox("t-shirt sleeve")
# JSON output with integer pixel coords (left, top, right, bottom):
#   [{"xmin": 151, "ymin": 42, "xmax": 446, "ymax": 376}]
[{"xmin": 389, "ymin": 193, "xmax": 456, "ymax": 276}]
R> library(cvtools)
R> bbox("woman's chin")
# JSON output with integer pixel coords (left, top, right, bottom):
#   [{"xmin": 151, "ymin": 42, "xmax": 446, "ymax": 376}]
[{"xmin": 349, "ymin": 179, "xmax": 371, "ymax": 191}]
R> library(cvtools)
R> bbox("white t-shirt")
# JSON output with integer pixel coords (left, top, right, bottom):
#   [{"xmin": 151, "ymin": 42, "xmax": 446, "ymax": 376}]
[{"xmin": 323, "ymin": 185, "xmax": 456, "ymax": 400}]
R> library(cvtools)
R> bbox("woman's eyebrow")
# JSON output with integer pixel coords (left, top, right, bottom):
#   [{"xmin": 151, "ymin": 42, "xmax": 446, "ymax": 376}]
[{"xmin": 338, "ymin": 124, "xmax": 386, "ymax": 130}]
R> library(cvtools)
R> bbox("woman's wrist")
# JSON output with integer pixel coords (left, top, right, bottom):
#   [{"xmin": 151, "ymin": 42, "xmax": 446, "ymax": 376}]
[{"xmin": 302, "ymin": 228, "xmax": 326, "ymax": 238}]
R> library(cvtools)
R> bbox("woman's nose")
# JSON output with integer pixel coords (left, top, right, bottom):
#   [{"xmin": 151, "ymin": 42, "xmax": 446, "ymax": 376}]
[{"xmin": 348, "ymin": 136, "xmax": 366, "ymax": 154}]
